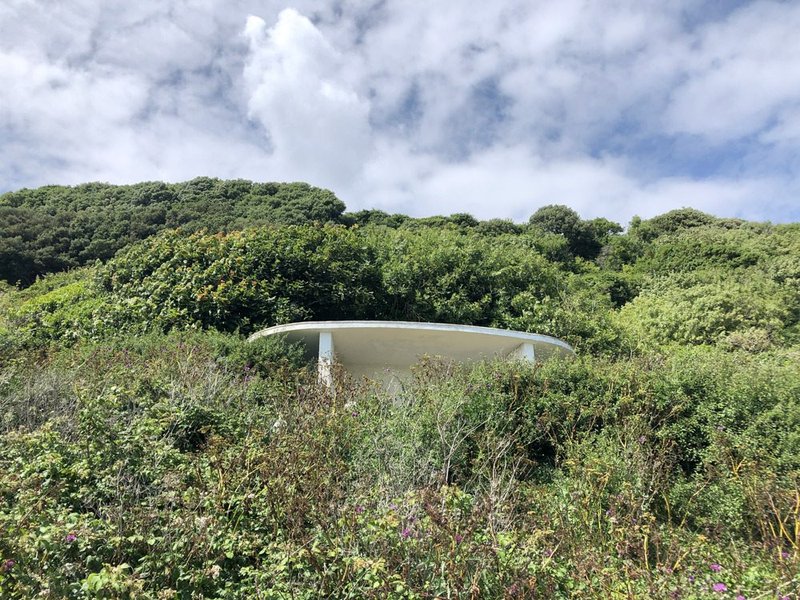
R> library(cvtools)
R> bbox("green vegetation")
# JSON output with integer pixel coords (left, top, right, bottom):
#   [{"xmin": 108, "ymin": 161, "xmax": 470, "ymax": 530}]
[
  {"xmin": 0, "ymin": 183, "xmax": 798, "ymax": 598},
  {"xmin": 0, "ymin": 178, "xmax": 346, "ymax": 286}
]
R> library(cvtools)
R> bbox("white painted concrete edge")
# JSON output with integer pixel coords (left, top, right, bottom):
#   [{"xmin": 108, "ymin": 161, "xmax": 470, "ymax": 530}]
[{"xmin": 247, "ymin": 320, "xmax": 575, "ymax": 355}]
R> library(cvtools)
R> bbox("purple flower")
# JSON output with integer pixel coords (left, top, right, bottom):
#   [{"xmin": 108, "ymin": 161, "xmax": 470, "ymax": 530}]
[
  {"xmin": 543, "ymin": 548, "xmax": 554, "ymax": 558},
  {"xmin": 735, "ymin": 595, "xmax": 746, "ymax": 600},
  {"xmin": 712, "ymin": 583, "xmax": 727, "ymax": 593},
  {"xmin": 400, "ymin": 528, "xmax": 411, "ymax": 540},
  {"xmin": 65, "ymin": 533, "xmax": 77, "ymax": 543},
  {"xmin": 454, "ymin": 534, "xmax": 463, "ymax": 543},
  {"xmin": 638, "ymin": 435, "xmax": 646, "ymax": 444},
  {"xmin": 355, "ymin": 505, "xmax": 365, "ymax": 514},
  {"xmin": 689, "ymin": 575, "xmax": 695, "ymax": 583},
  {"xmin": 1, "ymin": 559, "xmax": 15, "ymax": 572},
  {"xmin": 781, "ymin": 551, "xmax": 790, "ymax": 559},
  {"xmin": 710, "ymin": 563, "xmax": 722, "ymax": 572}
]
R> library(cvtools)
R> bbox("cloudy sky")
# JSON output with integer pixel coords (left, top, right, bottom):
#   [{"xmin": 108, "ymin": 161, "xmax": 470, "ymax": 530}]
[{"xmin": 1, "ymin": 1, "xmax": 799, "ymax": 224}]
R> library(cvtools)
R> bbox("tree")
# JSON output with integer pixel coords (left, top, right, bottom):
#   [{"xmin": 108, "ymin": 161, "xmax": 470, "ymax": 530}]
[
  {"xmin": 528, "ymin": 205, "xmax": 621, "ymax": 260},
  {"xmin": 631, "ymin": 208, "xmax": 718, "ymax": 242},
  {"xmin": 0, "ymin": 179, "xmax": 349, "ymax": 285}
]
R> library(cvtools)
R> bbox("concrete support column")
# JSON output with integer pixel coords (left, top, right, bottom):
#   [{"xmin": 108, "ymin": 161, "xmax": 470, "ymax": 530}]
[
  {"xmin": 318, "ymin": 331, "xmax": 335, "ymax": 388},
  {"xmin": 510, "ymin": 341, "xmax": 535, "ymax": 362}
]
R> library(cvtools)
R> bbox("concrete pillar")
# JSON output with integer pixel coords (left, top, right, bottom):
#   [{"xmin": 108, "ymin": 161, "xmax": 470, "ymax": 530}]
[
  {"xmin": 318, "ymin": 331, "xmax": 335, "ymax": 388},
  {"xmin": 510, "ymin": 341, "xmax": 535, "ymax": 362}
]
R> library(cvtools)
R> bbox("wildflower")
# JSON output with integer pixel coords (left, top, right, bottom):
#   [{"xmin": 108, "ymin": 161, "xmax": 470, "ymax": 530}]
[
  {"xmin": 400, "ymin": 528, "xmax": 411, "ymax": 540},
  {"xmin": 543, "ymin": 548, "xmax": 554, "ymax": 558},
  {"xmin": 454, "ymin": 534, "xmax": 463, "ymax": 543},
  {"xmin": 355, "ymin": 505, "xmax": 365, "ymax": 514},
  {"xmin": 1, "ymin": 559, "xmax": 15, "ymax": 572},
  {"xmin": 712, "ymin": 583, "xmax": 727, "ymax": 592},
  {"xmin": 780, "ymin": 551, "xmax": 790, "ymax": 559},
  {"xmin": 710, "ymin": 563, "xmax": 722, "ymax": 572},
  {"xmin": 65, "ymin": 533, "xmax": 77, "ymax": 543},
  {"xmin": 638, "ymin": 435, "xmax": 646, "ymax": 444},
  {"xmin": 735, "ymin": 595, "xmax": 746, "ymax": 600}
]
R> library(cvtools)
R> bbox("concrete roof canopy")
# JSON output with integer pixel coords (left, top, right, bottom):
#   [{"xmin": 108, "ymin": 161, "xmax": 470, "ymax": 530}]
[{"xmin": 248, "ymin": 320, "xmax": 575, "ymax": 389}]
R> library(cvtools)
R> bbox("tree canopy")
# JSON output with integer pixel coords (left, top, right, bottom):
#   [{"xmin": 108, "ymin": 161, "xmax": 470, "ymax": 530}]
[{"xmin": 0, "ymin": 178, "xmax": 346, "ymax": 285}]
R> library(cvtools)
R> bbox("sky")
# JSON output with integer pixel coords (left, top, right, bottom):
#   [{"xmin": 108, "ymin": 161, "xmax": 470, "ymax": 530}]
[{"xmin": 1, "ymin": 0, "xmax": 799, "ymax": 224}]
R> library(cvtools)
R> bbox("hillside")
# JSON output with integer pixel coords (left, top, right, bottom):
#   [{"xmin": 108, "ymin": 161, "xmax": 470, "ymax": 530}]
[
  {"xmin": 0, "ymin": 181, "xmax": 798, "ymax": 598},
  {"xmin": 0, "ymin": 178, "xmax": 346, "ymax": 286}
]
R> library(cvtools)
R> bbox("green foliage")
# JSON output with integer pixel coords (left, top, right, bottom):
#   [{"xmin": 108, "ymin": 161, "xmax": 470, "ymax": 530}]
[
  {"xmin": 1, "ymin": 191, "xmax": 800, "ymax": 598},
  {"xmin": 635, "ymin": 225, "xmax": 774, "ymax": 274},
  {"xmin": 1, "ymin": 341, "xmax": 798, "ymax": 598},
  {"xmin": 0, "ymin": 179, "xmax": 347, "ymax": 285},
  {"xmin": 365, "ymin": 227, "xmax": 561, "ymax": 326},
  {"xmin": 631, "ymin": 207, "xmax": 720, "ymax": 242},
  {"xmin": 347, "ymin": 209, "xmax": 410, "ymax": 228},
  {"xmin": 475, "ymin": 218, "xmax": 523, "ymax": 236},
  {"xmin": 528, "ymin": 204, "xmax": 621, "ymax": 260},
  {"xmin": 506, "ymin": 265, "xmax": 637, "ymax": 355},
  {"xmin": 3, "ymin": 205, "xmax": 799, "ymax": 358},
  {"xmin": 95, "ymin": 225, "xmax": 382, "ymax": 333},
  {"xmin": 619, "ymin": 272, "xmax": 791, "ymax": 349}
]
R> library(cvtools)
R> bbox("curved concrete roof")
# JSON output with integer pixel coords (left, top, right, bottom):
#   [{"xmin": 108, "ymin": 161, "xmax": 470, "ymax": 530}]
[{"xmin": 248, "ymin": 320, "xmax": 574, "ymax": 369}]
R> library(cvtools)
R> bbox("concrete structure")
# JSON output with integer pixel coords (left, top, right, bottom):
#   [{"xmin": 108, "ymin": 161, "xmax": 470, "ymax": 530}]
[{"xmin": 248, "ymin": 320, "xmax": 574, "ymax": 390}]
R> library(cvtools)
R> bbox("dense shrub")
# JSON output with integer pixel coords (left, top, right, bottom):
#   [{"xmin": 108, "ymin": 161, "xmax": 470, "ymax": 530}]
[
  {"xmin": 96, "ymin": 225, "xmax": 383, "ymax": 333},
  {"xmin": 0, "ymin": 179, "xmax": 348, "ymax": 285},
  {"xmin": 1, "ymin": 201, "xmax": 799, "ymax": 598},
  {"xmin": 364, "ymin": 227, "xmax": 562, "ymax": 326},
  {"xmin": 618, "ymin": 272, "xmax": 791, "ymax": 348},
  {"xmin": 1, "ymin": 340, "xmax": 798, "ymax": 598}
]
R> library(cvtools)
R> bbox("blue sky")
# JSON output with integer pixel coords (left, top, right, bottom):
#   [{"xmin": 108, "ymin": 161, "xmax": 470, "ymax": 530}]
[{"xmin": 1, "ymin": 0, "xmax": 799, "ymax": 224}]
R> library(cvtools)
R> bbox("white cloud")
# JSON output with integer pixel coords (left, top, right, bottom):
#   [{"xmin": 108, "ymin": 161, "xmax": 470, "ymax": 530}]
[
  {"xmin": 761, "ymin": 106, "xmax": 800, "ymax": 147},
  {"xmin": 353, "ymin": 143, "xmax": 783, "ymax": 224},
  {"xmin": 0, "ymin": 0, "xmax": 798, "ymax": 224},
  {"xmin": 0, "ymin": 50, "xmax": 149, "ymax": 181},
  {"xmin": 242, "ymin": 9, "xmax": 372, "ymax": 188},
  {"xmin": 664, "ymin": 1, "xmax": 800, "ymax": 142}
]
